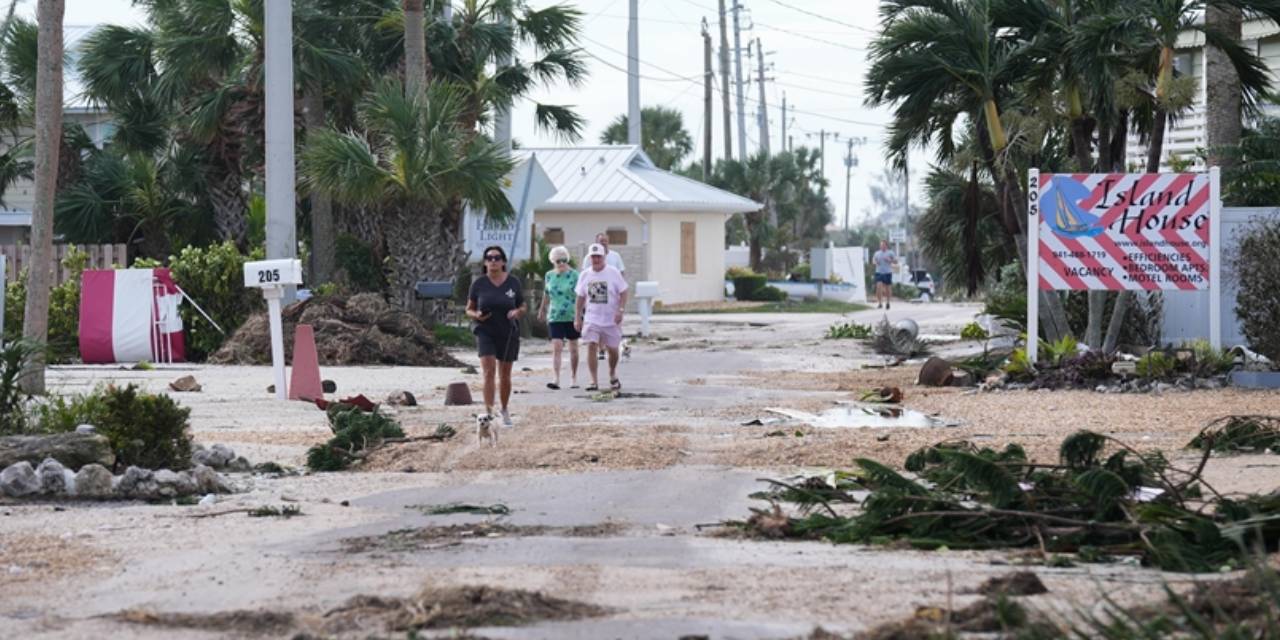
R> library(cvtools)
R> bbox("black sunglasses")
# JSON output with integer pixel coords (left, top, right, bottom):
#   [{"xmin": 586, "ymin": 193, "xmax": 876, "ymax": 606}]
[
  {"xmin": 484, "ymin": 254, "xmax": 505, "ymax": 262},
  {"xmin": 554, "ymin": 258, "xmax": 568, "ymax": 264}
]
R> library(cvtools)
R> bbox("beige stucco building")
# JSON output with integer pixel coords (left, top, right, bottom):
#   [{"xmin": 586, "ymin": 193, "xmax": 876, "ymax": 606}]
[{"xmin": 516, "ymin": 146, "xmax": 761, "ymax": 306}]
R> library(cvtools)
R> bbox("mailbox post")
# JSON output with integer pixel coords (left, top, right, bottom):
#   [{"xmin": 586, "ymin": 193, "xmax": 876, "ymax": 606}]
[
  {"xmin": 634, "ymin": 281, "xmax": 659, "ymax": 337},
  {"xmin": 244, "ymin": 259, "xmax": 303, "ymax": 400}
]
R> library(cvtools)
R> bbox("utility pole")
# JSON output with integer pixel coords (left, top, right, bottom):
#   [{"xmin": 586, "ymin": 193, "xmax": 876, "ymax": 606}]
[
  {"xmin": 844, "ymin": 139, "xmax": 855, "ymax": 230},
  {"xmin": 702, "ymin": 18, "xmax": 713, "ymax": 179},
  {"xmin": 717, "ymin": 0, "xmax": 732, "ymax": 161},
  {"xmin": 731, "ymin": 0, "xmax": 747, "ymax": 159},
  {"xmin": 755, "ymin": 38, "xmax": 770, "ymax": 156},
  {"xmin": 780, "ymin": 92, "xmax": 786, "ymax": 153},
  {"xmin": 265, "ymin": 0, "xmax": 297, "ymax": 302},
  {"xmin": 842, "ymin": 137, "xmax": 867, "ymax": 230},
  {"xmin": 627, "ymin": 0, "xmax": 641, "ymax": 145}
]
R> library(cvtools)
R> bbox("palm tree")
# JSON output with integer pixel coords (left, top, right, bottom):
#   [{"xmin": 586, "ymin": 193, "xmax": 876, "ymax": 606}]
[
  {"xmin": 600, "ymin": 106, "xmax": 694, "ymax": 170},
  {"xmin": 301, "ymin": 80, "xmax": 513, "ymax": 308},
  {"xmin": 21, "ymin": 0, "xmax": 62, "ymax": 394},
  {"xmin": 1205, "ymin": 5, "xmax": 1242, "ymax": 167},
  {"xmin": 708, "ymin": 152, "xmax": 797, "ymax": 271},
  {"xmin": 865, "ymin": 0, "xmax": 1074, "ymax": 341}
]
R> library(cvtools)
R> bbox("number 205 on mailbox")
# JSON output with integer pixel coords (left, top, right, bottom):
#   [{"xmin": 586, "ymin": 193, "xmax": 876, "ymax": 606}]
[{"xmin": 243, "ymin": 259, "xmax": 303, "ymax": 288}]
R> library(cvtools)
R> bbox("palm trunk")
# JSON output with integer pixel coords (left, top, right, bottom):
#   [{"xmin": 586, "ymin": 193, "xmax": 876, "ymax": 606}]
[
  {"xmin": 208, "ymin": 168, "xmax": 248, "ymax": 249},
  {"xmin": 1146, "ymin": 108, "xmax": 1168, "ymax": 174},
  {"xmin": 1205, "ymin": 6, "xmax": 1243, "ymax": 168},
  {"xmin": 304, "ymin": 84, "xmax": 335, "ymax": 285},
  {"xmin": 1101, "ymin": 112, "xmax": 1133, "ymax": 353},
  {"xmin": 975, "ymin": 111, "xmax": 1070, "ymax": 342},
  {"xmin": 1069, "ymin": 105, "xmax": 1105, "ymax": 348},
  {"xmin": 403, "ymin": 0, "xmax": 427, "ymax": 97},
  {"xmin": 22, "ymin": 0, "xmax": 63, "ymax": 394}
]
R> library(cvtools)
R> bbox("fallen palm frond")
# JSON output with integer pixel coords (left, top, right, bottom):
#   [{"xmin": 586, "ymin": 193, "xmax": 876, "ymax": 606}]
[
  {"xmin": 728, "ymin": 431, "xmax": 1280, "ymax": 572},
  {"xmin": 408, "ymin": 503, "xmax": 511, "ymax": 516},
  {"xmin": 1189, "ymin": 415, "xmax": 1280, "ymax": 454}
]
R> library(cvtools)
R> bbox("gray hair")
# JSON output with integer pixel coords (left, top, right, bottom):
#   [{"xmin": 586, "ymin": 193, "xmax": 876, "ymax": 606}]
[{"xmin": 549, "ymin": 245, "xmax": 570, "ymax": 263}]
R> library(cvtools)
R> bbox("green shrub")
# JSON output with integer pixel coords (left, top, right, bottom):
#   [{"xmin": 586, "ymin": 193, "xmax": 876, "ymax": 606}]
[
  {"xmin": 732, "ymin": 274, "xmax": 767, "ymax": 300},
  {"xmin": 1186, "ymin": 339, "xmax": 1234, "ymax": 377},
  {"xmin": 826, "ymin": 321, "xmax": 872, "ymax": 340},
  {"xmin": 790, "ymin": 263, "xmax": 811, "ymax": 281},
  {"xmin": 1039, "ymin": 335, "xmax": 1079, "ymax": 367},
  {"xmin": 960, "ymin": 322, "xmax": 990, "ymax": 342},
  {"xmin": 433, "ymin": 324, "xmax": 473, "ymax": 348},
  {"xmin": 4, "ymin": 247, "xmax": 88, "ymax": 363},
  {"xmin": 44, "ymin": 384, "xmax": 193, "ymax": 471},
  {"xmin": 135, "ymin": 242, "xmax": 264, "ymax": 361},
  {"xmin": 1003, "ymin": 348, "xmax": 1036, "ymax": 382},
  {"xmin": 1136, "ymin": 351, "xmax": 1178, "ymax": 380},
  {"xmin": 753, "ymin": 285, "xmax": 788, "ymax": 302},
  {"xmin": 725, "ymin": 265, "xmax": 755, "ymax": 279},
  {"xmin": 1232, "ymin": 218, "xmax": 1280, "ymax": 362},
  {"xmin": 335, "ymin": 234, "xmax": 386, "ymax": 292},
  {"xmin": 306, "ymin": 404, "xmax": 404, "ymax": 471},
  {"xmin": 984, "ymin": 263, "xmax": 1027, "ymax": 333},
  {"xmin": 891, "ymin": 282, "xmax": 920, "ymax": 300},
  {"xmin": 0, "ymin": 340, "xmax": 43, "ymax": 435}
]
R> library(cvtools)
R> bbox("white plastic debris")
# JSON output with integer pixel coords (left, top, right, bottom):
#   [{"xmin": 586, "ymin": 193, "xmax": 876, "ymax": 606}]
[{"xmin": 197, "ymin": 494, "xmax": 218, "ymax": 507}]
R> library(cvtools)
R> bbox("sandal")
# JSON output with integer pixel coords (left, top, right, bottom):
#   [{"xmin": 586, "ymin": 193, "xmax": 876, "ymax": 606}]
[
  {"xmin": 585, "ymin": 384, "xmax": 599, "ymax": 391},
  {"xmin": 610, "ymin": 378, "xmax": 621, "ymax": 391},
  {"xmin": 546, "ymin": 383, "xmax": 560, "ymax": 390}
]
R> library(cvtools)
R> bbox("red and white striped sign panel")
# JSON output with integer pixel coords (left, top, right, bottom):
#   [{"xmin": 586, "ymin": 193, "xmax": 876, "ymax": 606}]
[{"xmin": 1032, "ymin": 173, "xmax": 1211, "ymax": 290}]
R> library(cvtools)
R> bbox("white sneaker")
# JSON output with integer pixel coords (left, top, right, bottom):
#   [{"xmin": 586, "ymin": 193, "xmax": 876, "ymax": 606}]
[{"xmin": 501, "ymin": 409, "xmax": 513, "ymax": 427}]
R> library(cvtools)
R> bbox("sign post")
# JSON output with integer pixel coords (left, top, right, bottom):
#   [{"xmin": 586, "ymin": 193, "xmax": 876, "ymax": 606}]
[
  {"xmin": 1026, "ymin": 170, "xmax": 1220, "ymax": 362},
  {"xmin": 244, "ymin": 259, "xmax": 303, "ymax": 400}
]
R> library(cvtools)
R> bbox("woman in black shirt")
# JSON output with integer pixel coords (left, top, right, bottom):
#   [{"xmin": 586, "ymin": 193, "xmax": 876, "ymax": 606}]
[{"xmin": 466, "ymin": 245, "xmax": 526, "ymax": 427}]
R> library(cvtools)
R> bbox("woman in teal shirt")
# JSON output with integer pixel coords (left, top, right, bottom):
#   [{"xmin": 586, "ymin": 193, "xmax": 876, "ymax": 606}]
[{"xmin": 537, "ymin": 245, "xmax": 580, "ymax": 389}]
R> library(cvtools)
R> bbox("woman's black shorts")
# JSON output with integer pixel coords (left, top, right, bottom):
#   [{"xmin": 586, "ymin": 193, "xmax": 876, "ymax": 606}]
[
  {"xmin": 548, "ymin": 321, "xmax": 581, "ymax": 341},
  {"xmin": 476, "ymin": 329, "xmax": 520, "ymax": 362}
]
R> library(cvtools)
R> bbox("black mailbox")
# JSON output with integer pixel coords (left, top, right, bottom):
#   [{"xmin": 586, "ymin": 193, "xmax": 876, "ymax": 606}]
[{"xmin": 415, "ymin": 280, "xmax": 454, "ymax": 299}]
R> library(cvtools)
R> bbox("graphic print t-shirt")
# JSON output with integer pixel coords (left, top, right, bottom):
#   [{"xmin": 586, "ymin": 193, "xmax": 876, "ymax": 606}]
[
  {"xmin": 544, "ymin": 268, "xmax": 579, "ymax": 323},
  {"xmin": 574, "ymin": 265, "xmax": 628, "ymax": 327},
  {"xmin": 468, "ymin": 274, "xmax": 523, "ymax": 335}
]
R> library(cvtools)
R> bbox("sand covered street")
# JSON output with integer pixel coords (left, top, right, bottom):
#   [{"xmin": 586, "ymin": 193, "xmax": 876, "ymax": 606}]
[{"xmin": 3, "ymin": 303, "xmax": 1278, "ymax": 639}]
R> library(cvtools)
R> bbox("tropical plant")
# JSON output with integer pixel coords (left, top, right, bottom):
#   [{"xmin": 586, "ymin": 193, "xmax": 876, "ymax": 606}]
[
  {"xmin": 1220, "ymin": 115, "xmax": 1280, "ymax": 206},
  {"xmin": 600, "ymin": 105, "xmax": 693, "ymax": 170},
  {"xmin": 0, "ymin": 339, "xmax": 42, "ymax": 434},
  {"xmin": 1232, "ymin": 217, "xmax": 1280, "ymax": 361},
  {"xmin": 301, "ymin": 80, "xmax": 514, "ymax": 310},
  {"xmin": 4, "ymin": 247, "xmax": 86, "ymax": 364},
  {"xmin": 306, "ymin": 403, "xmax": 404, "ymax": 471}
]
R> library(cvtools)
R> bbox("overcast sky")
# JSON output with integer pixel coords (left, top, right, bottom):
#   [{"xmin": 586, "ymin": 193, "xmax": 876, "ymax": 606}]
[{"xmin": 31, "ymin": 0, "xmax": 930, "ymax": 228}]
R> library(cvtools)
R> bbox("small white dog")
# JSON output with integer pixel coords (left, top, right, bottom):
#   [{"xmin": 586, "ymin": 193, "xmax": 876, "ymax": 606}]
[
  {"xmin": 475, "ymin": 413, "xmax": 498, "ymax": 447},
  {"xmin": 620, "ymin": 338, "xmax": 631, "ymax": 361}
]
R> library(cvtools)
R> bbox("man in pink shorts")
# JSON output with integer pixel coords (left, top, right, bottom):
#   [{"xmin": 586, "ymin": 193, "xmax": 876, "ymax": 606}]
[{"xmin": 574, "ymin": 243, "xmax": 629, "ymax": 391}]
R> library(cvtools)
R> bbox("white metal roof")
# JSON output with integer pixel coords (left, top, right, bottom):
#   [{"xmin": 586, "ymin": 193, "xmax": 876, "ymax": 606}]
[{"xmin": 514, "ymin": 145, "xmax": 762, "ymax": 214}]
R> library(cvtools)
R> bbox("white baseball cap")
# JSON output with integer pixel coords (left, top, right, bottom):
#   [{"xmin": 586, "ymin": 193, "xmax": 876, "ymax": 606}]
[{"xmin": 588, "ymin": 243, "xmax": 606, "ymax": 257}]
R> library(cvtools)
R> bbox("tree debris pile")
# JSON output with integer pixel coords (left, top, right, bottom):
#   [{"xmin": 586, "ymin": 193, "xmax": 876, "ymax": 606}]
[
  {"xmin": 730, "ymin": 431, "xmax": 1280, "ymax": 572},
  {"xmin": 306, "ymin": 404, "xmax": 405, "ymax": 472},
  {"xmin": 320, "ymin": 585, "xmax": 611, "ymax": 633},
  {"xmin": 1189, "ymin": 415, "xmax": 1280, "ymax": 455},
  {"xmin": 210, "ymin": 293, "xmax": 463, "ymax": 367},
  {"xmin": 865, "ymin": 317, "xmax": 931, "ymax": 358}
]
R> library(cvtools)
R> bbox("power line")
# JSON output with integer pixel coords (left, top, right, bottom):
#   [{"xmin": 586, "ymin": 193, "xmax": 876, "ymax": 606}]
[
  {"xmin": 763, "ymin": 0, "xmax": 878, "ymax": 34},
  {"xmin": 580, "ymin": 33, "xmax": 704, "ymax": 82},
  {"xmin": 774, "ymin": 67, "xmax": 862, "ymax": 88},
  {"xmin": 773, "ymin": 79, "xmax": 862, "ymax": 101},
  {"xmin": 583, "ymin": 50, "xmax": 705, "ymax": 82},
  {"xmin": 753, "ymin": 20, "xmax": 865, "ymax": 52}
]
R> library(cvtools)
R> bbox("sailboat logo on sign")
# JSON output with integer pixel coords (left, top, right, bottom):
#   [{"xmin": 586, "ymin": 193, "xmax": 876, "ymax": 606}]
[{"xmin": 1042, "ymin": 176, "xmax": 1104, "ymax": 238}]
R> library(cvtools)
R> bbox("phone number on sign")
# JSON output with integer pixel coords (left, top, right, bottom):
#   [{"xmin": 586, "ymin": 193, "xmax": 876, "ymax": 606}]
[{"xmin": 1049, "ymin": 250, "xmax": 1108, "ymax": 259}]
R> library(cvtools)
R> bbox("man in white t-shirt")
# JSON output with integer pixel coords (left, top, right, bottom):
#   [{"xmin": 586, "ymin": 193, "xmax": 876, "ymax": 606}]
[
  {"xmin": 589, "ymin": 232, "xmax": 625, "ymax": 358},
  {"xmin": 575, "ymin": 243, "xmax": 629, "ymax": 391},
  {"xmin": 593, "ymin": 232, "xmax": 625, "ymax": 274}
]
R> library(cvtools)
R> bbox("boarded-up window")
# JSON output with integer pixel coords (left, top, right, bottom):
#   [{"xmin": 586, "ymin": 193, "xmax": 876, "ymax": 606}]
[
  {"xmin": 680, "ymin": 222, "xmax": 696, "ymax": 274},
  {"xmin": 543, "ymin": 227, "xmax": 565, "ymax": 245},
  {"xmin": 606, "ymin": 228, "xmax": 628, "ymax": 246}
]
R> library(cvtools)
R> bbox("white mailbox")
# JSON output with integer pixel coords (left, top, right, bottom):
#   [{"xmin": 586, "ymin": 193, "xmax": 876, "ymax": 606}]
[
  {"xmin": 634, "ymin": 280, "xmax": 659, "ymax": 338},
  {"xmin": 634, "ymin": 281, "xmax": 660, "ymax": 299},
  {"xmin": 244, "ymin": 259, "xmax": 303, "ymax": 288},
  {"xmin": 243, "ymin": 258, "xmax": 302, "ymax": 401}
]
